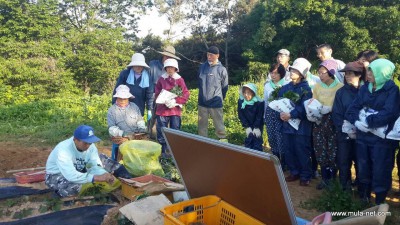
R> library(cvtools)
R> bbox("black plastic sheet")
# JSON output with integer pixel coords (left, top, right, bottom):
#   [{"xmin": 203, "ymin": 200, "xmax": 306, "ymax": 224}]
[
  {"xmin": 0, "ymin": 186, "xmax": 51, "ymax": 200},
  {"xmin": 0, "ymin": 205, "xmax": 114, "ymax": 225}
]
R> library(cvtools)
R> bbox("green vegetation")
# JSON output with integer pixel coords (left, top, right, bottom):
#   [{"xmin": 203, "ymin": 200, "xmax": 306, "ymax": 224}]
[
  {"xmin": 300, "ymin": 180, "xmax": 364, "ymax": 220},
  {"xmin": 12, "ymin": 208, "xmax": 34, "ymax": 220},
  {"xmin": 39, "ymin": 198, "xmax": 62, "ymax": 213}
]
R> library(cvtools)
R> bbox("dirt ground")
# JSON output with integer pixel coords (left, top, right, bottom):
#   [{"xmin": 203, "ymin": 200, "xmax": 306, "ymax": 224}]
[{"xmin": 0, "ymin": 141, "xmax": 398, "ymax": 224}]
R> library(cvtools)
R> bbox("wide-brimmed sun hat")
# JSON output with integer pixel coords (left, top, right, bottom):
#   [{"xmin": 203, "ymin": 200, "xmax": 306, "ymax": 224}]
[
  {"xmin": 127, "ymin": 53, "xmax": 149, "ymax": 68},
  {"xmin": 163, "ymin": 58, "xmax": 179, "ymax": 72},
  {"xmin": 113, "ymin": 85, "xmax": 134, "ymax": 99},
  {"xmin": 157, "ymin": 45, "xmax": 181, "ymax": 60}
]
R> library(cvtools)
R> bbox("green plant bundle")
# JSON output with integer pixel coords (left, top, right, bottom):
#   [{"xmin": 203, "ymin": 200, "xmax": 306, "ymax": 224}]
[
  {"xmin": 283, "ymin": 90, "xmax": 300, "ymax": 103},
  {"xmin": 169, "ymin": 85, "xmax": 182, "ymax": 97},
  {"xmin": 268, "ymin": 86, "xmax": 282, "ymax": 102}
]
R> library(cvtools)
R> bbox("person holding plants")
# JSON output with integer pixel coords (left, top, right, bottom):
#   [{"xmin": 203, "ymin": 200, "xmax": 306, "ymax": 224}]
[
  {"xmin": 264, "ymin": 64, "xmax": 288, "ymax": 165},
  {"xmin": 332, "ymin": 61, "xmax": 365, "ymax": 191},
  {"xmin": 346, "ymin": 58, "xmax": 399, "ymax": 205},
  {"xmin": 45, "ymin": 125, "xmax": 115, "ymax": 197},
  {"xmin": 312, "ymin": 60, "xmax": 344, "ymax": 190},
  {"xmin": 148, "ymin": 45, "xmax": 181, "ymax": 139},
  {"xmin": 107, "ymin": 84, "xmax": 147, "ymax": 161},
  {"xmin": 155, "ymin": 58, "xmax": 190, "ymax": 157},
  {"xmin": 238, "ymin": 83, "xmax": 264, "ymax": 151},
  {"xmin": 112, "ymin": 53, "xmax": 153, "ymax": 117},
  {"xmin": 278, "ymin": 58, "xmax": 313, "ymax": 186}
]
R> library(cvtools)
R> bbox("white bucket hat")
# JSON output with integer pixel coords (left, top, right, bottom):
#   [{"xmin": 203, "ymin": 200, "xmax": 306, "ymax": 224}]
[
  {"xmin": 113, "ymin": 85, "xmax": 134, "ymax": 99},
  {"xmin": 163, "ymin": 58, "xmax": 179, "ymax": 72},
  {"xmin": 127, "ymin": 53, "xmax": 149, "ymax": 68},
  {"xmin": 289, "ymin": 58, "xmax": 311, "ymax": 77}
]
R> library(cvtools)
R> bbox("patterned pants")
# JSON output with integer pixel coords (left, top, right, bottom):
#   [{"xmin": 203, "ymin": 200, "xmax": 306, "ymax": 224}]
[
  {"xmin": 45, "ymin": 174, "xmax": 82, "ymax": 197},
  {"xmin": 313, "ymin": 114, "xmax": 337, "ymax": 169}
]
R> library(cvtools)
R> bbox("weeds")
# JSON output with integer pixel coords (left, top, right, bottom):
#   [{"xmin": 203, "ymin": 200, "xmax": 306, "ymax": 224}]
[
  {"xmin": 39, "ymin": 198, "xmax": 62, "ymax": 213},
  {"xmin": 300, "ymin": 180, "xmax": 364, "ymax": 220},
  {"xmin": 12, "ymin": 208, "xmax": 34, "ymax": 219}
]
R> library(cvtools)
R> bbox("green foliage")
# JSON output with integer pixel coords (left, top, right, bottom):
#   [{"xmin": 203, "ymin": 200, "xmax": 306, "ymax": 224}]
[
  {"xmin": 301, "ymin": 180, "xmax": 364, "ymax": 220},
  {"xmin": 5, "ymin": 198, "xmax": 20, "ymax": 208},
  {"xmin": 39, "ymin": 198, "xmax": 62, "ymax": 213},
  {"xmin": 79, "ymin": 184, "xmax": 105, "ymax": 196},
  {"xmin": 12, "ymin": 208, "xmax": 33, "ymax": 220}
]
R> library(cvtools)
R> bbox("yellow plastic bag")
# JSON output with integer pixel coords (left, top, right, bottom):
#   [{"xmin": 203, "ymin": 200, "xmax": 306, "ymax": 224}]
[
  {"xmin": 79, "ymin": 179, "xmax": 121, "ymax": 196},
  {"xmin": 119, "ymin": 140, "xmax": 165, "ymax": 177}
]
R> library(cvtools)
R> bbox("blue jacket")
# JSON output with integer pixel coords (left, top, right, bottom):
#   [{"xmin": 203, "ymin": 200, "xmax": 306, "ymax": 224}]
[
  {"xmin": 278, "ymin": 80, "xmax": 312, "ymax": 136},
  {"xmin": 238, "ymin": 100, "xmax": 264, "ymax": 130},
  {"xmin": 198, "ymin": 61, "xmax": 228, "ymax": 108},
  {"xmin": 112, "ymin": 68, "xmax": 154, "ymax": 115},
  {"xmin": 149, "ymin": 59, "xmax": 164, "ymax": 88},
  {"xmin": 332, "ymin": 84, "xmax": 359, "ymax": 141},
  {"xmin": 345, "ymin": 80, "xmax": 400, "ymax": 142}
]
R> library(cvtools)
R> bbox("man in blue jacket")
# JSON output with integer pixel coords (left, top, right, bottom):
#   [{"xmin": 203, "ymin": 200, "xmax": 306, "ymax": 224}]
[{"xmin": 198, "ymin": 46, "xmax": 229, "ymax": 141}]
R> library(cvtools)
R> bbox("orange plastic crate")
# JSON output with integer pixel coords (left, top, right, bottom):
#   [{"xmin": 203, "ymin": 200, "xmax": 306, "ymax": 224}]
[
  {"xmin": 161, "ymin": 195, "xmax": 265, "ymax": 225},
  {"xmin": 13, "ymin": 170, "xmax": 46, "ymax": 184}
]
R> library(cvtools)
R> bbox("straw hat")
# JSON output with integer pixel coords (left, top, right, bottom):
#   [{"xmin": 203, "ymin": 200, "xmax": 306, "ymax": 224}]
[
  {"xmin": 157, "ymin": 46, "xmax": 181, "ymax": 60},
  {"xmin": 127, "ymin": 53, "xmax": 149, "ymax": 68}
]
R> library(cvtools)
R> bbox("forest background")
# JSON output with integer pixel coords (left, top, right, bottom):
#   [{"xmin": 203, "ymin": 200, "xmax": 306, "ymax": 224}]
[{"xmin": 0, "ymin": 0, "xmax": 399, "ymax": 145}]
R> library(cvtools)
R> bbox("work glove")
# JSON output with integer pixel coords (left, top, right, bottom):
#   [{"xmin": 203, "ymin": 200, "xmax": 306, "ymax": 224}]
[
  {"xmin": 253, "ymin": 128, "xmax": 261, "ymax": 138},
  {"xmin": 109, "ymin": 126, "xmax": 123, "ymax": 137},
  {"xmin": 137, "ymin": 121, "xmax": 146, "ymax": 130},
  {"xmin": 245, "ymin": 127, "xmax": 252, "ymax": 137},
  {"xmin": 320, "ymin": 105, "xmax": 332, "ymax": 115},
  {"xmin": 166, "ymin": 99, "xmax": 177, "ymax": 108},
  {"xmin": 348, "ymin": 133, "xmax": 356, "ymax": 139},
  {"xmin": 355, "ymin": 121, "xmax": 369, "ymax": 133},
  {"xmin": 147, "ymin": 110, "xmax": 152, "ymax": 121}
]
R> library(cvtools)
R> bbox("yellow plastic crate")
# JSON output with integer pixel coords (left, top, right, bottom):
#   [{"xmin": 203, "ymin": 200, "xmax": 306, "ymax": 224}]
[{"xmin": 161, "ymin": 195, "xmax": 265, "ymax": 225}]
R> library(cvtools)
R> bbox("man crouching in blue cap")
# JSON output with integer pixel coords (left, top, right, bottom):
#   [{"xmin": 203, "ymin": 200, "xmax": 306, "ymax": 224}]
[{"xmin": 45, "ymin": 125, "xmax": 115, "ymax": 197}]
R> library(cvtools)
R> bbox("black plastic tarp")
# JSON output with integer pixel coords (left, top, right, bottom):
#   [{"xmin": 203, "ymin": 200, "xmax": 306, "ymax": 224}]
[
  {"xmin": 0, "ymin": 205, "xmax": 114, "ymax": 225},
  {"xmin": 0, "ymin": 186, "xmax": 51, "ymax": 200}
]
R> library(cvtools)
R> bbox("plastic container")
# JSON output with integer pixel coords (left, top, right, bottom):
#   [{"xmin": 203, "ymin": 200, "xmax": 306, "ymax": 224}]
[
  {"xmin": 161, "ymin": 195, "xmax": 264, "ymax": 225},
  {"xmin": 13, "ymin": 170, "xmax": 46, "ymax": 184}
]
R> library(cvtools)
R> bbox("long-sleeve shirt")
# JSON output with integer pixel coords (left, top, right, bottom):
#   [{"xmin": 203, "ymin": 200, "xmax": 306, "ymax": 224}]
[
  {"xmin": 46, "ymin": 137, "xmax": 106, "ymax": 184},
  {"xmin": 155, "ymin": 73, "xmax": 190, "ymax": 117},
  {"xmin": 107, "ymin": 102, "xmax": 145, "ymax": 133}
]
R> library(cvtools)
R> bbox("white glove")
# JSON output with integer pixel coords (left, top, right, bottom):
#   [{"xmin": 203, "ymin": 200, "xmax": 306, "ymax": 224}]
[
  {"xmin": 109, "ymin": 126, "xmax": 123, "ymax": 137},
  {"xmin": 355, "ymin": 121, "xmax": 369, "ymax": 133},
  {"xmin": 137, "ymin": 121, "xmax": 146, "ymax": 130},
  {"xmin": 253, "ymin": 128, "xmax": 261, "ymax": 138},
  {"xmin": 348, "ymin": 133, "xmax": 356, "ymax": 139},
  {"xmin": 321, "ymin": 105, "xmax": 332, "ymax": 114},
  {"xmin": 166, "ymin": 99, "xmax": 177, "ymax": 108},
  {"xmin": 245, "ymin": 127, "xmax": 252, "ymax": 137}
]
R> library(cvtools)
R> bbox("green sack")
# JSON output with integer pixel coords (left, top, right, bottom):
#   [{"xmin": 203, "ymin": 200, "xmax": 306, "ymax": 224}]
[{"xmin": 119, "ymin": 140, "xmax": 165, "ymax": 177}]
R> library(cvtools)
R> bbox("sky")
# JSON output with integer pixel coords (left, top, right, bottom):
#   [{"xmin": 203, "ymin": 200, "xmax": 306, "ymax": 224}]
[{"xmin": 136, "ymin": 8, "xmax": 188, "ymax": 40}]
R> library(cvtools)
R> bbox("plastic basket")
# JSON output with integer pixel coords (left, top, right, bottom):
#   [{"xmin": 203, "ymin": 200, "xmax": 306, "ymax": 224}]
[
  {"xmin": 161, "ymin": 195, "xmax": 265, "ymax": 225},
  {"xmin": 13, "ymin": 170, "xmax": 46, "ymax": 184}
]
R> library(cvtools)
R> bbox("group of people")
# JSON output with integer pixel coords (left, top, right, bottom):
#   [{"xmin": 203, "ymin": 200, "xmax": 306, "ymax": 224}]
[
  {"xmin": 44, "ymin": 43, "xmax": 399, "ymax": 207},
  {"xmin": 239, "ymin": 45, "xmax": 399, "ymax": 205},
  {"xmin": 44, "ymin": 45, "xmax": 228, "ymax": 197}
]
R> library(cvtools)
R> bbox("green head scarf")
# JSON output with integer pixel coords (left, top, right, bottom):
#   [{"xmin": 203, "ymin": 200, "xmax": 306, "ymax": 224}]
[
  {"xmin": 368, "ymin": 58, "xmax": 395, "ymax": 92},
  {"xmin": 239, "ymin": 83, "xmax": 261, "ymax": 109}
]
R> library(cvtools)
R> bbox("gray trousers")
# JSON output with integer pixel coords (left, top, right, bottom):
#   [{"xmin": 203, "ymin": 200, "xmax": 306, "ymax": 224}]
[
  {"xmin": 45, "ymin": 174, "xmax": 82, "ymax": 197},
  {"xmin": 198, "ymin": 106, "xmax": 226, "ymax": 139}
]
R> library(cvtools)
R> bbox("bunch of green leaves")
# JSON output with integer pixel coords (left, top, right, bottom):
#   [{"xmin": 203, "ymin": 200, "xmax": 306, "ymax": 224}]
[
  {"xmin": 160, "ymin": 157, "xmax": 181, "ymax": 183},
  {"xmin": 300, "ymin": 180, "xmax": 363, "ymax": 220},
  {"xmin": 169, "ymin": 85, "xmax": 183, "ymax": 97},
  {"xmin": 39, "ymin": 198, "xmax": 62, "ymax": 213},
  {"xmin": 283, "ymin": 90, "xmax": 300, "ymax": 103},
  {"xmin": 12, "ymin": 208, "xmax": 33, "ymax": 219},
  {"xmin": 268, "ymin": 86, "xmax": 282, "ymax": 102},
  {"xmin": 79, "ymin": 184, "xmax": 105, "ymax": 196}
]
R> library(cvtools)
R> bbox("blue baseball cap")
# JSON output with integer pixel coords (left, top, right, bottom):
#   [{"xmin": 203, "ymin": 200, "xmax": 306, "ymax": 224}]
[{"xmin": 73, "ymin": 125, "xmax": 101, "ymax": 143}]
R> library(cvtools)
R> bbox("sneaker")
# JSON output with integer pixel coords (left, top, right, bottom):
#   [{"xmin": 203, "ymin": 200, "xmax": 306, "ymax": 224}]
[
  {"xmin": 285, "ymin": 174, "xmax": 300, "ymax": 182},
  {"xmin": 300, "ymin": 180, "xmax": 311, "ymax": 186}
]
